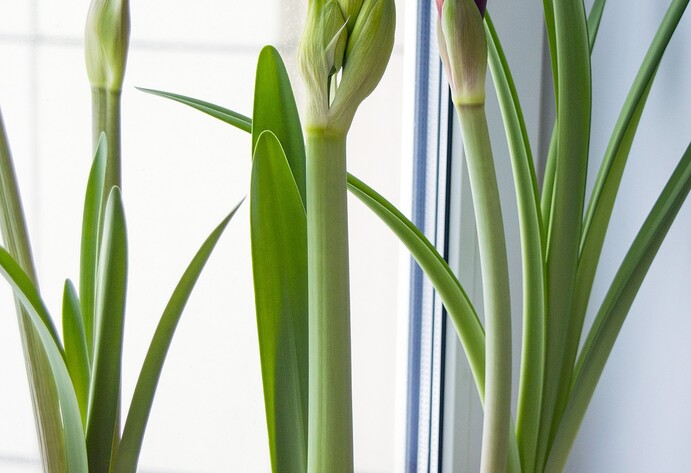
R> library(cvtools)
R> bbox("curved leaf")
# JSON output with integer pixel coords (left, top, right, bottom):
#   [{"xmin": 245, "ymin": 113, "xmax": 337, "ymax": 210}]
[
  {"xmin": 546, "ymin": 142, "xmax": 691, "ymax": 473},
  {"xmin": 137, "ymin": 87, "xmax": 251, "ymax": 133},
  {"xmin": 485, "ymin": 14, "xmax": 546, "ymax": 473},
  {"xmin": 0, "ymin": 247, "xmax": 88, "ymax": 472},
  {"xmin": 114, "ymin": 202, "xmax": 242, "ymax": 473},
  {"xmin": 63, "ymin": 279, "xmax": 91, "ymax": 426},
  {"xmin": 86, "ymin": 187, "xmax": 128, "ymax": 473},
  {"xmin": 251, "ymin": 130, "xmax": 308, "ymax": 473},
  {"xmin": 252, "ymin": 46, "xmax": 306, "ymax": 207},
  {"xmin": 346, "ymin": 174, "xmax": 486, "ymax": 395},
  {"xmin": 80, "ymin": 133, "xmax": 107, "ymax": 360}
]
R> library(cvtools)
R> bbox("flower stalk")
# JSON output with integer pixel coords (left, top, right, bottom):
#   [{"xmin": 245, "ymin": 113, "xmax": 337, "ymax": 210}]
[
  {"xmin": 85, "ymin": 0, "xmax": 130, "ymax": 200},
  {"xmin": 299, "ymin": 1, "xmax": 395, "ymax": 471},
  {"xmin": 437, "ymin": 1, "xmax": 512, "ymax": 471}
]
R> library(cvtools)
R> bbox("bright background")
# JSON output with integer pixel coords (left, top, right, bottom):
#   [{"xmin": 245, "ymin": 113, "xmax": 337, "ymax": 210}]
[{"xmin": 0, "ymin": 1, "xmax": 407, "ymax": 472}]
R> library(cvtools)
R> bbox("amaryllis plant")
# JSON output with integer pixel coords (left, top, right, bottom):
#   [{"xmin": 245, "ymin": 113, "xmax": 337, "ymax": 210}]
[
  {"xmin": 3, "ymin": 0, "xmax": 687, "ymax": 472},
  {"xmin": 144, "ymin": 0, "xmax": 688, "ymax": 472},
  {"xmin": 0, "ymin": 1, "xmax": 241, "ymax": 472}
]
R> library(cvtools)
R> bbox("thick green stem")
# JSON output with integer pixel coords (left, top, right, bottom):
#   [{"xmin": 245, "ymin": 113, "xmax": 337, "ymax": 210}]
[
  {"xmin": 456, "ymin": 104, "xmax": 512, "ymax": 473},
  {"xmin": 305, "ymin": 129, "xmax": 353, "ymax": 473}
]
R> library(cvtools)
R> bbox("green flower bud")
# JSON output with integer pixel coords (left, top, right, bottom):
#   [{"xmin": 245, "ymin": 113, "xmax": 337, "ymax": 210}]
[
  {"xmin": 300, "ymin": 0, "xmax": 396, "ymax": 135},
  {"xmin": 437, "ymin": 0, "xmax": 487, "ymax": 105},
  {"xmin": 300, "ymin": 0, "xmax": 348, "ymax": 129},
  {"xmin": 337, "ymin": 0, "xmax": 364, "ymax": 31},
  {"xmin": 85, "ymin": 0, "xmax": 130, "ymax": 92}
]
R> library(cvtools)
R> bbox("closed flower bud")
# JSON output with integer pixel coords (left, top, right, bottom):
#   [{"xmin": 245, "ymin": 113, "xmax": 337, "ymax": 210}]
[
  {"xmin": 337, "ymin": 0, "xmax": 364, "ymax": 31},
  {"xmin": 85, "ymin": 0, "xmax": 130, "ymax": 92},
  {"xmin": 300, "ymin": 0, "xmax": 396, "ymax": 134},
  {"xmin": 436, "ymin": 0, "xmax": 487, "ymax": 105}
]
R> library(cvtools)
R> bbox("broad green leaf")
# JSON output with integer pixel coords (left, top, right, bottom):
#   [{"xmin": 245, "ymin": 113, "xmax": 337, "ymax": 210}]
[
  {"xmin": 80, "ymin": 133, "xmax": 107, "ymax": 360},
  {"xmin": 252, "ymin": 46, "xmax": 307, "ymax": 207},
  {"xmin": 0, "ymin": 247, "xmax": 88, "ymax": 473},
  {"xmin": 486, "ymin": 14, "xmax": 545, "ymax": 473},
  {"xmin": 346, "ymin": 174, "xmax": 485, "ymax": 395},
  {"xmin": 114, "ymin": 202, "xmax": 242, "ymax": 473},
  {"xmin": 251, "ymin": 130, "xmax": 308, "ymax": 473},
  {"xmin": 86, "ymin": 187, "xmax": 127, "ymax": 473},
  {"xmin": 546, "ymin": 142, "xmax": 691, "ymax": 473},
  {"xmin": 137, "ymin": 87, "xmax": 251, "ymax": 133},
  {"xmin": 63, "ymin": 279, "xmax": 91, "ymax": 426}
]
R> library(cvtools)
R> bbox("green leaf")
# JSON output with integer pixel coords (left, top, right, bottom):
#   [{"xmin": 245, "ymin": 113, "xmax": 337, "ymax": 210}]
[
  {"xmin": 1, "ymin": 109, "xmax": 74, "ymax": 473},
  {"xmin": 114, "ymin": 202, "xmax": 242, "ymax": 473},
  {"xmin": 137, "ymin": 87, "xmax": 252, "ymax": 133},
  {"xmin": 587, "ymin": 0, "xmax": 607, "ymax": 50},
  {"xmin": 536, "ymin": 0, "xmax": 592, "ymax": 467},
  {"xmin": 250, "ymin": 130, "xmax": 308, "ymax": 473},
  {"xmin": 86, "ymin": 187, "xmax": 128, "ymax": 473},
  {"xmin": 574, "ymin": 0, "xmax": 688, "ymax": 367},
  {"xmin": 545, "ymin": 142, "xmax": 691, "ymax": 473},
  {"xmin": 80, "ymin": 133, "xmax": 107, "ymax": 360},
  {"xmin": 252, "ymin": 46, "xmax": 307, "ymax": 208},
  {"xmin": 346, "ymin": 173, "xmax": 486, "ymax": 395},
  {"xmin": 62, "ymin": 279, "xmax": 91, "ymax": 426},
  {"xmin": 0, "ymin": 247, "xmax": 88, "ymax": 473},
  {"xmin": 485, "ymin": 14, "xmax": 545, "ymax": 473}
]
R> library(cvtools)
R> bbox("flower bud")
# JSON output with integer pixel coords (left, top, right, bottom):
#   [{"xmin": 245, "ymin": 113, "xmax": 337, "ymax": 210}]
[
  {"xmin": 337, "ymin": 0, "xmax": 364, "ymax": 31},
  {"xmin": 300, "ymin": 0, "xmax": 396, "ymax": 134},
  {"xmin": 85, "ymin": 0, "xmax": 130, "ymax": 92},
  {"xmin": 436, "ymin": 0, "xmax": 488, "ymax": 105}
]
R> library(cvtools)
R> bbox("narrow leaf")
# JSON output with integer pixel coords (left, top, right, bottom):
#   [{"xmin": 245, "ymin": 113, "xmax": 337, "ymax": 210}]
[
  {"xmin": 251, "ymin": 130, "xmax": 308, "ymax": 473},
  {"xmin": 0, "ymin": 247, "xmax": 88, "ymax": 472},
  {"xmin": 63, "ymin": 279, "xmax": 91, "ymax": 426},
  {"xmin": 1, "ymin": 108, "xmax": 72, "ymax": 472},
  {"xmin": 587, "ymin": 0, "xmax": 607, "ymax": 50},
  {"xmin": 346, "ymin": 174, "xmax": 486, "ymax": 395},
  {"xmin": 574, "ymin": 0, "xmax": 688, "ymax": 355},
  {"xmin": 546, "ymin": 142, "xmax": 691, "ymax": 473},
  {"xmin": 537, "ymin": 0, "xmax": 592, "ymax": 467},
  {"xmin": 486, "ymin": 14, "xmax": 545, "ymax": 473},
  {"xmin": 80, "ymin": 133, "xmax": 107, "ymax": 360},
  {"xmin": 86, "ymin": 187, "xmax": 128, "ymax": 473},
  {"xmin": 137, "ymin": 87, "xmax": 251, "ymax": 133},
  {"xmin": 114, "ymin": 202, "xmax": 242, "ymax": 473},
  {"xmin": 252, "ymin": 46, "xmax": 307, "ymax": 207}
]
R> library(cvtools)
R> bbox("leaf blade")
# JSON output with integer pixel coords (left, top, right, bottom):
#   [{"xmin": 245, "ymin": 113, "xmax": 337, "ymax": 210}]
[
  {"xmin": 546, "ymin": 142, "xmax": 691, "ymax": 473},
  {"xmin": 0, "ymin": 247, "xmax": 88, "ymax": 473},
  {"xmin": 251, "ymin": 130, "xmax": 308, "ymax": 473},
  {"xmin": 346, "ymin": 173, "xmax": 486, "ymax": 395},
  {"xmin": 86, "ymin": 187, "xmax": 128, "ymax": 473},
  {"xmin": 114, "ymin": 202, "xmax": 242, "ymax": 473},
  {"xmin": 80, "ymin": 134, "xmax": 107, "ymax": 360},
  {"xmin": 137, "ymin": 87, "xmax": 252, "ymax": 133},
  {"xmin": 252, "ymin": 46, "xmax": 307, "ymax": 207},
  {"xmin": 62, "ymin": 279, "xmax": 91, "ymax": 426}
]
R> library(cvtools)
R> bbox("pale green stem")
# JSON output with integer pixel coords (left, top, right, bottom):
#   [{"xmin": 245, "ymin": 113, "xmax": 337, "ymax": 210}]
[
  {"xmin": 92, "ymin": 88, "xmax": 122, "ymax": 197},
  {"xmin": 305, "ymin": 129, "xmax": 353, "ymax": 473},
  {"xmin": 89, "ymin": 86, "xmax": 123, "ymax": 458},
  {"xmin": 456, "ymin": 104, "xmax": 512, "ymax": 473}
]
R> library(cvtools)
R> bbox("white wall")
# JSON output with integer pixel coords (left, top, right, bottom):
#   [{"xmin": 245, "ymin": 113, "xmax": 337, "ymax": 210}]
[{"xmin": 0, "ymin": 1, "xmax": 407, "ymax": 472}]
